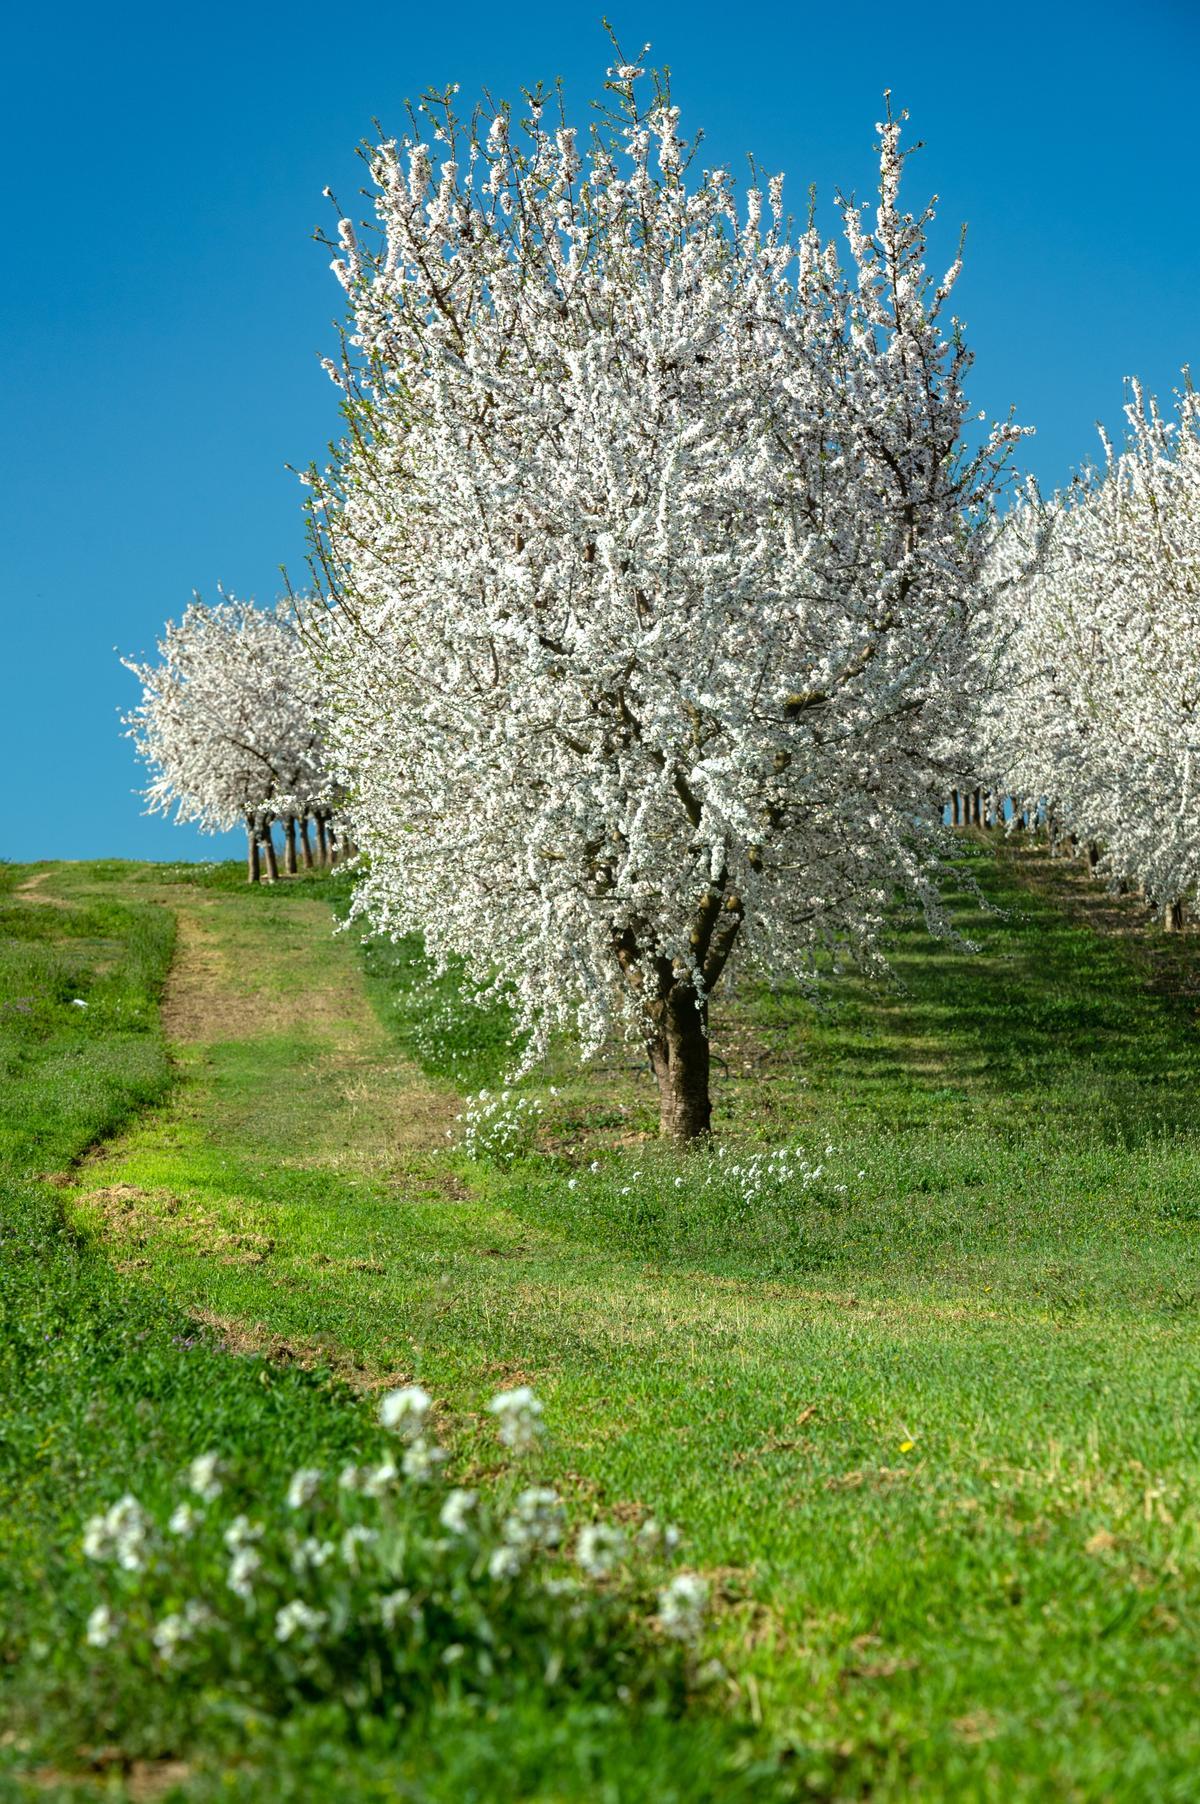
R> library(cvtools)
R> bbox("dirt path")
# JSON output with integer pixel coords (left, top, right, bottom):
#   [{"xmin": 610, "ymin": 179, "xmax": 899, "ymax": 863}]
[
  {"xmin": 14, "ymin": 868, "xmax": 71, "ymax": 907},
  {"xmin": 97, "ymin": 879, "xmax": 458, "ymax": 1175}
]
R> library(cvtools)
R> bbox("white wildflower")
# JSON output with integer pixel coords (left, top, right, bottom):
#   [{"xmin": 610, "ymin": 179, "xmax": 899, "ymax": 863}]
[
  {"xmin": 378, "ymin": 1383, "xmax": 432, "ymax": 1440},
  {"xmin": 275, "ymin": 1599, "xmax": 328, "ymax": 1644},
  {"xmin": 340, "ymin": 1524, "xmax": 378, "ymax": 1568},
  {"xmin": 575, "ymin": 1521, "xmax": 627, "ymax": 1577},
  {"xmin": 379, "ymin": 1587, "xmax": 416, "ymax": 1630},
  {"xmin": 635, "ymin": 1518, "xmax": 681, "ymax": 1556},
  {"xmin": 488, "ymin": 1385, "xmax": 545, "ymax": 1452},
  {"xmin": 503, "ymin": 1486, "xmax": 564, "ymax": 1551},
  {"xmin": 401, "ymin": 1437, "xmax": 447, "ymax": 1483},
  {"xmin": 227, "ymin": 1547, "xmax": 262, "ymax": 1601},
  {"xmin": 223, "ymin": 1514, "xmax": 263, "ymax": 1551},
  {"xmin": 85, "ymin": 1604, "xmax": 117, "ymax": 1648},
  {"xmin": 488, "ymin": 1543, "xmax": 524, "ymax": 1581},
  {"xmin": 658, "ymin": 1571, "xmax": 708, "ymax": 1641},
  {"xmin": 360, "ymin": 1458, "xmax": 399, "ymax": 1497},
  {"xmin": 439, "ymin": 1488, "xmax": 477, "ymax": 1535},
  {"xmin": 168, "ymin": 1502, "xmax": 201, "ymax": 1538},
  {"xmin": 102, "ymin": 1495, "xmax": 150, "ymax": 1572},
  {"xmin": 291, "ymin": 1536, "xmax": 336, "ymax": 1574},
  {"xmin": 187, "ymin": 1452, "xmax": 223, "ymax": 1503},
  {"xmin": 285, "ymin": 1467, "xmax": 323, "ymax": 1509},
  {"xmin": 82, "ymin": 1514, "xmax": 112, "ymax": 1561}
]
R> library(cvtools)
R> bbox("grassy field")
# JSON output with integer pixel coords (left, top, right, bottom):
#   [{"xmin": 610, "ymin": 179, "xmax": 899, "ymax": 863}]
[{"xmin": 4, "ymin": 844, "xmax": 1200, "ymax": 1799}]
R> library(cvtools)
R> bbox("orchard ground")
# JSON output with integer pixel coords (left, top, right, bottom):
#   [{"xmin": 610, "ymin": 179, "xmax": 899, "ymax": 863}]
[{"xmin": 3, "ymin": 841, "xmax": 1199, "ymax": 1800}]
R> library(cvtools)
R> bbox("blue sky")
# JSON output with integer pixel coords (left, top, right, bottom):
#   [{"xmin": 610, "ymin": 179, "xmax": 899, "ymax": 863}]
[{"xmin": 4, "ymin": 0, "xmax": 1196, "ymax": 861}]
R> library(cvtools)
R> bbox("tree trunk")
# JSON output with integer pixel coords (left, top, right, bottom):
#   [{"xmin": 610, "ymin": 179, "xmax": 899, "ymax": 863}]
[
  {"xmin": 299, "ymin": 816, "xmax": 314, "ymax": 869},
  {"xmin": 647, "ymin": 983, "xmax": 712, "ymax": 1142},
  {"xmin": 246, "ymin": 818, "xmax": 261, "ymax": 885},
  {"xmin": 283, "ymin": 815, "xmax": 298, "ymax": 875},
  {"xmin": 262, "ymin": 825, "xmax": 279, "ymax": 883},
  {"xmin": 951, "ymin": 790, "xmax": 961, "ymax": 826},
  {"xmin": 1164, "ymin": 899, "xmax": 1185, "ymax": 933},
  {"xmin": 315, "ymin": 814, "xmax": 328, "ymax": 866},
  {"xmin": 1087, "ymin": 841, "xmax": 1101, "ymax": 872}
]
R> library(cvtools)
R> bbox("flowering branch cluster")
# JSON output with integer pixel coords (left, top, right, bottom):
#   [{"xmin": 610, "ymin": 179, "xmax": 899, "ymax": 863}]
[
  {"xmin": 978, "ymin": 381, "xmax": 1200, "ymax": 917},
  {"xmin": 122, "ymin": 596, "xmax": 349, "ymax": 880},
  {"xmin": 305, "ymin": 55, "xmax": 1021, "ymax": 1137},
  {"xmin": 79, "ymin": 1383, "xmax": 707, "ymax": 1729}
]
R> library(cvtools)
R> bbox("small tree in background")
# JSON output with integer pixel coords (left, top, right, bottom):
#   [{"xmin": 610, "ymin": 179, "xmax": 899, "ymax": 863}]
[
  {"xmin": 308, "ymin": 53, "xmax": 1020, "ymax": 1139},
  {"xmin": 123, "ymin": 596, "xmax": 341, "ymax": 882}
]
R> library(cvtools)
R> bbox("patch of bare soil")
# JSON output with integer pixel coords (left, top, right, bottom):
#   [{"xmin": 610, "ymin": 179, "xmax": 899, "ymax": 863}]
[
  {"xmin": 188, "ymin": 1308, "xmax": 411, "ymax": 1392},
  {"xmin": 158, "ymin": 905, "xmax": 254, "ymax": 1042},
  {"xmin": 14, "ymin": 869, "xmax": 71, "ymax": 907},
  {"xmin": 17, "ymin": 1755, "xmax": 191, "ymax": 1798},
  {"xmin": 81, "ymin": 1183, "xmax": 276, "ymax": 1266}
]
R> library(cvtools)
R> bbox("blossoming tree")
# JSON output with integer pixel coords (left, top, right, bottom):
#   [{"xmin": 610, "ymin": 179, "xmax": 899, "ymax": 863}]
[
  {"xmin": 309, "ymin": 57, "xmax": 1020, "ymax": 1138},
  {"xmin": 978, "ymin": 381, "xmax": 1200, "ymax": 926},
  {"xmin": 124, "ymin": 596, "xmax": 338, "ymax": 881}
]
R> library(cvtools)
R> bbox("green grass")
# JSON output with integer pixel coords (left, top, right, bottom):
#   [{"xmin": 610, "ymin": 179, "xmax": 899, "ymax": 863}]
[
  {"xmin": 7, "ymin": 845, "xmax": 1200, "ymax": 1799},
  {"xmin": 0, "ymin": 866, "xmax": 770, "ymax": 1804}
]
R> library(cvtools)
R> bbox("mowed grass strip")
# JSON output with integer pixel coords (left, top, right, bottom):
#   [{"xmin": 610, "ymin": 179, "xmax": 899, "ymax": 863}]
[{"xmin": 54, "ymin": 844, "xmax": 1200, "ymax": 1800}]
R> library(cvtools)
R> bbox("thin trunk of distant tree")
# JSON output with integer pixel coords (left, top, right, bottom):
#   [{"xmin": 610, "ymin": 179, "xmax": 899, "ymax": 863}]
[
  {"xmin": 300, "ymin": 816, "xmax": 314, "ymax": 868},
  {"xmin": 246, "ymin": 816, "xmax": 261, "ymax": 885},
  {"xmin": 284, "ymin": 815, "xmax": 298, "ymax": 875},
  {"xmin": 315, "ymin": 814, "xmax": 329, "ymax": 866},
  {"xmin": 262, "ymin": 821, "xmax": 280, "ymax": 883}
]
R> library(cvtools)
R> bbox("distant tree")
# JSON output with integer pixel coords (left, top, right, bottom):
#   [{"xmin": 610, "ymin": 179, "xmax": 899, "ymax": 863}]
[
  {"xmin": 978, "ymin": 381, "xmax": 1200, "ymax": 926},
  {"xmin": 308, "ymin": 56, "xmax": 1020, "ymax": 1138},
  {"xmin": 123, "ymin": 597, "xmax": 340, "ymax": 882}
]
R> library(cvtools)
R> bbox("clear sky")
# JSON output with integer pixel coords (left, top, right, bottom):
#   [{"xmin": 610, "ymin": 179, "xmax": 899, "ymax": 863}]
[{"xmin": 4, "ymin": 0, "xmax": 1196, "ymax": 861}]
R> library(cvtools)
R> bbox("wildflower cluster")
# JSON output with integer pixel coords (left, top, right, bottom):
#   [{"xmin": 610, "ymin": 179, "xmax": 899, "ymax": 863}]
[
  {"xmin": 706, "ymin": 1142, "xmax": 849, "ymax": 1212},
  {"xmin": 79, "ymin": 1385, "xmax": 706, "ymax": 1729},
  {"xmin": 455, "ymin": 1089, "xmax": 545, "ymax": 1165}
]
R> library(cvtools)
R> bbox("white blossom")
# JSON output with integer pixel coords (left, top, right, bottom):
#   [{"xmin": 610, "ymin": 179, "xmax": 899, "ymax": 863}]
[
  {"xmin": 83, "ymin": 1495, "xmax": 150, "ymax": 1572},
  {"xmin": 401, "ymin": 1437, "xmax": 447, "ymax": 1484},
  {"xmin": 979, "ymin": 382, "xmax": 1200, "ymax": 917},
  {"xmin": 285, "ymin": 1467, "xmax": 323, "ymax": 1509},
  {"xmin": 340, "ymin": 1524, "xmax": 378, "ymax": 1568},
  {"xmin": 275, "ymin": 1599, "xmax": 329, "ymax": 1644},
  {"xmin": 122, "ymin": 596, "xmax": 346, "ymax": 869},
  {"xmin": 360, "ymin": 1458, "xmax": 399, "ymax": 1497},
  {"xmin": 658, "ymin": 1571, "xmax": 708, "ymax": 1641},
  {"xmin": 227, "ymin": 1547, "xmax": 262, "ymax": 1601},
  {"xmin": 487, "ymin": 1543, "xmax": 525, "ymax": 1582},
  {"xmin": 309, "ymin": 71, "xmax": 1018, "ymax": 1141},
  {"xmin": 152, "ymin": 1601, "xmax": 211, "ymax": 1660},
  {"xmin": 168, "ymin": 1502, "xmax": 202, "ymax": 1539},
  {"xmin": 439, "ymin": 1488, "xmax": 477, "ymax": 1535},
  {"xmin": 291, "ymin": 1536, "xmax": 336, "ymax": 1574},
  {"xmin": 187, "ymin": 1452, "xmax": 224, "ymax": 1504},
  {"xmin": 488, "ymin": 1386, "xmax": 545, "ymax": 1453},
  {"xmin": 223, "ymin": 1514, "xmax": 263, "ymax": 1551},
  {"xmin": 575, "ymin": 1521, "xmax": 627, "ymax": 1577},
  {"xmin": 378, "ymin": 1587, "xmax": 417, "ymax": 1630},
  {"xmin": 503, "ymin": 1486, "xmax": 565, "ymax": 1551},
  {"xmin": 378, "ymin": 1384, "xmax": 433, "ymax": 1440},
  {"xmin": 85, "ymin": 1604, "xmax": 118, "ymax": 1648}
]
